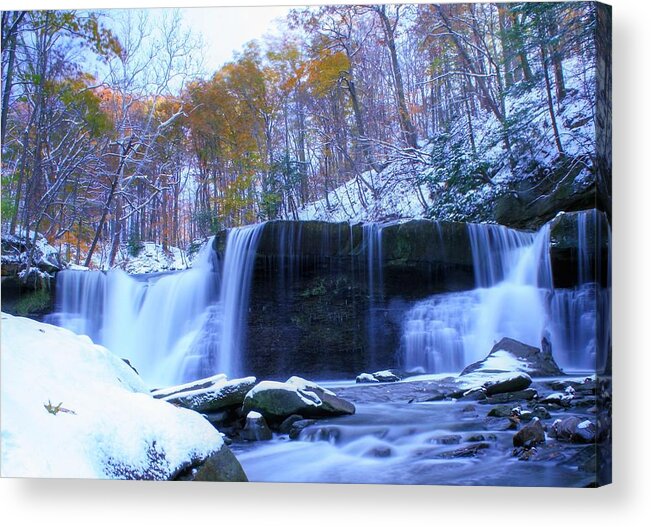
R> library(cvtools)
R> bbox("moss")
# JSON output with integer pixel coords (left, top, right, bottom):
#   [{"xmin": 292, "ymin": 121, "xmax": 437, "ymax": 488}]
[{"xmin": 15, "ymin": 288, "xmax": 51, "ymax": 316}]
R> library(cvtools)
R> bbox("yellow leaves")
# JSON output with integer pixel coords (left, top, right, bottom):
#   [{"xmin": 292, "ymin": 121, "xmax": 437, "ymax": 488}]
[{"xmin": 306, "ymin": 49, "xmax": 350, "ymax": 97}]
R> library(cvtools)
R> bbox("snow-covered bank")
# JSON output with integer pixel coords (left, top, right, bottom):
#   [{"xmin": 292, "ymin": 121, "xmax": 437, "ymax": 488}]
[{"xmin": 0, "ymin": 314, "xmax": 227, "ymax": 479}]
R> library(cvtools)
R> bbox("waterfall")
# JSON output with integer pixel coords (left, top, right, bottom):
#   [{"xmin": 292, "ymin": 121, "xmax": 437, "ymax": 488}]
[
  {"xmin": 549, "ymin": 210, "xmax": 611, "ymax": 372},
  {"xmin": 216, "ymin": 223, "xmax": 265, "ymax": 377},
  {"xmin": 402, "ymin": 223, "xmax": 552, "ymax": 373},
  {"xmin": 402, "ymin": 211, "xmax": 610, "ymax": 374},
  {"xmin": 48, "ymin": 238, "xmax": 219, "ymax": 386},
  {"xmin": 363, "ymin": 223, "xmax": 384, "ymax": 369},
  {"xmin": 48, "ymin": 225, "xmax": 265, "ymax": 386}
]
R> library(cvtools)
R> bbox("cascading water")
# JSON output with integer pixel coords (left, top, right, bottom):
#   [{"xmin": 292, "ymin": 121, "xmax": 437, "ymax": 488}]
[
  {"xmin": 217, "ymin": 223, "xmax": 266, "ymax": 377},
  {"xmin": 48, "ymin": 238, "xmax": 220, "ymax": 386},
  {"xmin": 549, "ymin": 209, "xmax": 611, "ymax": 371},
  {"xmin": 48, "ymin": 224, "xmax": 266, "ymax": 386},
  {"xmin": 402, "ymin": 223, "xmax": 552, "ymax": 373},
  {"xmin": 363, "ymin": 223, "xmax": 384, "ymax": 369},
  {"xmin": 402, "ymin": 210, "xmax": 611, "ymax": 374}
]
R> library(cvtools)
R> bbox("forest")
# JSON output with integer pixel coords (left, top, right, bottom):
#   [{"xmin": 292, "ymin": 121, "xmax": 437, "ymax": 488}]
[{"xmin": 2, "ymin": 3, "xmax": 606, "ymax": 269}]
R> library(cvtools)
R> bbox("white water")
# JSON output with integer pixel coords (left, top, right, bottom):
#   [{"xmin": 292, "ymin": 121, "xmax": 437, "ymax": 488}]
[
  {"xmin": 402, "ymin": 223, "xmax": 552, "ymax": 372},
  {"xmin": 217, "ymin": 223, "xmax": 266, "ymax": 376},
  {"xmin": 402, "ymin": 211, "xmax": 611, "ymax": 374},
  {"xmin": 49, "ymin": 225, "xmax": 265, "ymax": 386}
]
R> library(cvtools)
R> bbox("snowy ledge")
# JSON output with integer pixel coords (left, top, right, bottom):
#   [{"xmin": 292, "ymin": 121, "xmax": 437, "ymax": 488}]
[{"xmin": 0, "ymin": 314, "xmax": 226, "ymax": 479}]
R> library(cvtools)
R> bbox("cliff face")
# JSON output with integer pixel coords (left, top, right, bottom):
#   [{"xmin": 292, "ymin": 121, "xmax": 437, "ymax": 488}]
[{"xmin": 215, "ymin": 212, "xmax": 609, "ymax": 380}]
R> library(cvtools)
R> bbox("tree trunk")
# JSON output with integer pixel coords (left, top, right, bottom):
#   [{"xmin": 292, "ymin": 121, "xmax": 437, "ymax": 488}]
[{"xmin": 374, "ymin": 6, "xmax": 419, "ymax": 149}]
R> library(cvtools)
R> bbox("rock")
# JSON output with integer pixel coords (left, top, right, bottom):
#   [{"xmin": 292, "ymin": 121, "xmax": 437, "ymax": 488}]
[
  {"xmin": 461, "ymin": 337, "xmax": 563, "ymax": 377},
  {"xmin": 356, "ymin": 373, "xmax": 379, "ymax": 384},
  {"xmin": 161, "ymin": 376, "xmax": 257, "ymax": 413},
  {"xmin": 371, "ymin": 370, "xmax": 401, "ymax": 382},
  {"xmin": 240, "ymin": 411, "xmax": 273, "ymax": 441},
  {"xmin": 550, "ymin": 417, "xmax": 597, "ymax": 443},
  {"xmin": 278, "ymin": 414, "xmax": 305, "ymax": 434},
  {"xmin": 539, "ymin": 392, "xmax": 573, "ymax": 407},
  {"xmin": 531, "ymin": 406, "xmax": 552, "ymax": 420},
  {"xmin": 365, "ymin": 446, "xmax": 392, "ymax": 458},
  {"xmin": 356, "ymin": 370, "xmax": 400, "ymax": 383},
  {"xmin": 466, "ymin": 433, "xmax": 497, "ymax": 442},
  {"xmin": 487, "ymin": 405, "xmax": 517, "ymax": 418},
  {"xmin": 437, "ymin": 443, "xmax": 490, "ymax": 458},
  {"xmin": 456, "ymin": 386, "xmax": 487, "ymax": 401},
  {"xmin": 243, "ymin": 379, "xmax": 355, "ymax": 421},
  {"xmin": 480, "ymin": 388, "xmax": 538, "ymax": 404},
  {"xmin": 513, "ymin": 418, "xmax": 546, "ymax": 448},
  {"xmin": 428, "ymin": 434, "xmax": 462, "ymax": 445},
  {"xmin": 289, "ymin": 419, "xmax": 317, "ymax": 440},
  {"xmin": 152, "ymin": 373, "xmax": 228, "ymax": 398},
  {"xmin": 485, "ymin": 416, "xmax": 518, "ymax": 431},
  {"xmin": 482, "ymin": 372, "xmax": 532, "ymax": 396},
  {"xmin": 177, "ymin": 445, "xmax": 248, "ymax": 482}
]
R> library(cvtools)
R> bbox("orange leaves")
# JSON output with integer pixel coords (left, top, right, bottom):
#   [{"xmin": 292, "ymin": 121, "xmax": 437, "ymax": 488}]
[{"xmin": 305, "ymin": 49, "xmax": 350, "ymax": 98}]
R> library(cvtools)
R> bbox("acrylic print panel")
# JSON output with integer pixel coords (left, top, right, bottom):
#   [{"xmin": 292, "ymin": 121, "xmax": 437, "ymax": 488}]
[{"xmin": 0, "ymin": 1, "xmax": 611, "ymax": 486}]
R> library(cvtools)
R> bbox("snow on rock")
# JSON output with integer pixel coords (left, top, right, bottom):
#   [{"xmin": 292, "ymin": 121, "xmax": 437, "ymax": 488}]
[
  {"xmin": 151, "ymin": 373, "xmax": 228, "ymax": 399},
  {"xmin": 243, "ymin": 379, "xmax": 355, "ymax": 420},
  {"xmin": 0, "ymin": 313, "xmax": 225, "ymax": 479},
  {"xmin": 460, "ymin": 337, "xmax": 564, "ymax": 377},
  {"xmin": 161, "ymin": 376, "xmax": 257, "ymax": 413},
  {"xmin": 118, "ymin": 242, "xmax": 191, "ymax": 274}
]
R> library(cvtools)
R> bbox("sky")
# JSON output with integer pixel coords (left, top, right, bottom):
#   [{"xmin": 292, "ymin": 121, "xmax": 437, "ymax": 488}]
[{"xmin": 178, "ymin": 6, "xmax": 292, "ymax": 75}]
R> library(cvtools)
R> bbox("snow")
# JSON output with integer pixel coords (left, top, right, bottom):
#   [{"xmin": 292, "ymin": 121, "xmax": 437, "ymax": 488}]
[
  {"xmin": 577, "ymin": 420, "xmax": 592, "ymax": 430},
  {"xmin": 473, "ymin": 350, "xmax": 531, "ymax": 373},
  {"xmin": 1, "ymin": 313, "xmax": 224, "ymax": 479},
  {"xmin": 286, "ymin": 376, "xmax": 335, "ymax": 396},
  {"xmin": 295, "ymin": 56, "xmax": 596, "ymax": 226},
  {"xmin": 118, "ymin": 242, "xmax": 191, "ymax": 274},
  {"xmin": 247, "ymin": 411, "xmax": 263, "ymax": 419},
  {"xmin": 161, "ymin": 377, "xmax": 257, "ymax": 409},
  {"xmin": 151, "ymin": 373, "xmax": 228, "ymax": 399},
  {"xmin": 246, "ymin": 381, "xmax": 322, "ymax": 408}
]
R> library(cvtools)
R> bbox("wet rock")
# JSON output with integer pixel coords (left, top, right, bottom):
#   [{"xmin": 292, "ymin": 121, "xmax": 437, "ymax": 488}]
[
  {"xmin": 550, "ymin": 417, "xmax": 597, "ymax": 443},
  {"xmin": 539, "ymin": 392, "xmax": 573, "ymax": 407},
  {"xmin": 461, "ymin": 337, "xmax": 563, "ymax": 377},
  {"xmin": 466, "ymin": 433, "xmax": 497, "ymax": 442},
  {"xmin": 278, "ymin": 414, "xmax": 304, "ymax": 434},
  {"xmin": 482, "ymin": 372, "xmax": 532, "ymax": 396},
  {"xmin": 240, "ymin": 411, "xmax": 273, "ymax": 441},
  {"xmin": 243, "ymin": 378, "xmax": 355, "ymax": 421},
  {"xmin": 176, "ymin": 445, "xmax": 248, "ymax": 482},
  {"xmin": 356, "ymin": 370, "xmax": 400, "ymax": 383},
  {"xmin": 371, "ymin": 370, "xmax": 401, "ymax": 383},
  {"xmin": 161, "ymin": 376, "xmax": 257, "ymax": 413},
  {"xmin": 485, "ymin": 416, "xmax": 518, "ymax": 431},
  {"xmin": 513, "ymin": 418, "xmax": 546, "ymax": 448},
  {"xmin": 481, "ymin": 388, "xmax": 538, "ymax": 404},
  {"xmin": 428, "ymin": 434, "xmax": 462, "ymax": 445},
  {"xmin": 456, "ymin": 387, "xmax": 488, "ymax": 401},
  {"xmin": 288, "ymin": 419, "xmax": 317, "ymax": 440},
  {"xmin": 487, "ymin": 405, "xmax": 517, "ymax": 418},
  {"xmin": 356, "ymin": 373, "xmax": 379, "ymax": 384},
  {"xmin": 531, "ymin": 406, "xmax": 552, "ymax": 420},
  {"xmin": 437, "ymin": 443, "xmax": 490, "ymax": 458},
  {"xmin": 366, "ymin": 446, "xmax": 392, "ymax": 458}
]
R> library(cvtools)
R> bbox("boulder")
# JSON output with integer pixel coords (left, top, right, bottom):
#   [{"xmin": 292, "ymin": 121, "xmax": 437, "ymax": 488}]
[
  {"xmin": 240, "ymin": 411, "xmax": 273, "ymax": 441},
  {"xmin": 242, "ymin": 378, "xmax": 355, "ymax": 421},
  {"xmin": 177, "ymin": 445, "xmax": 248, "ymax": 482},
  {"xmin": 371, "ymin": 370, "xmax": 401, "ymax": 383},
  {"xmin": 436, "ymin": 443, "xmax": 490, "ymax": 458},
  {"xmin": 513, "ymin": 418, "xmax": 546, "ymax": 448},
  {"xmin": 288, "ymin": 419, "xmax": 317, "ymax": 440},
  {"xmin": 278, "ymin": 414, "xmax": 305, "ymax": 434},
  {"xmin": 460, "ymin": 337, "xmax": 563, "ymax": 377},
  {"xmin": 482, "ymin": 372, "xmax": 533, "ymax": 396},
  {"xmin": 161, "ymin": 377, "xmax": 257, "ymax": 413},
  {"xmin": 481, "ymin": 388, "xmax": 538, "ymax": 404},
  {"xmin": 356, "ymin": 373, "xmax": 380, "ymax": 384},
  {"xmin": 152, "ymin": 374, "xmax": 228, "ymax": 399},
  {"xmin": 550, "ymin": 417, "xmax": 597, "ymax": 443},
  {"xmin": 356, "ymin": 370, "xmax": 400, "ymax": 383}
]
